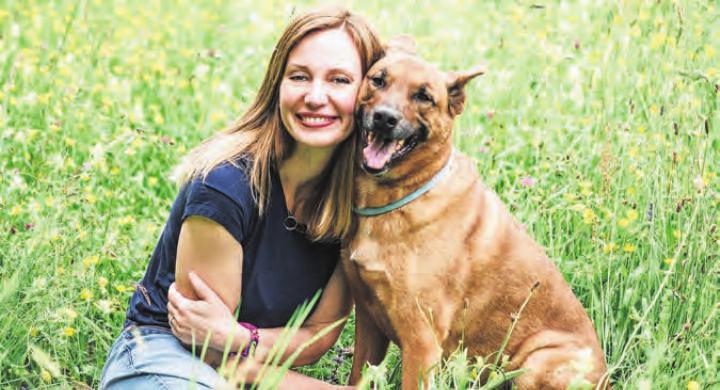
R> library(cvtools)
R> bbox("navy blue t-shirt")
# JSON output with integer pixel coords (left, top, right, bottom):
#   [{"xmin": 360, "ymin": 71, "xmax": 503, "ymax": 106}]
[{"xmin": 124, "ymin": 159, "xmax": 340, "ymax": 329}]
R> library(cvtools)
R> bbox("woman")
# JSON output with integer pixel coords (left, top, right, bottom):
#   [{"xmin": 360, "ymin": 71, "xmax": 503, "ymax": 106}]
[{"xmin": 99, "ymin": 7, "xmax": 384, "ymax": 389}]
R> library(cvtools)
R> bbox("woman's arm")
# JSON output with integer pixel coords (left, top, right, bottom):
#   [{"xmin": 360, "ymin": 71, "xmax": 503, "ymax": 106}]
[
  {"xmin": 170, "ymin": 257, "xmax": 352, "ymax": 367},
  {"xmin": 170, "ymin": 215, "xmax": 245, "ymax": 363},
  {"xmin": 170, "ymin": 216, "xmax": 351, "ymax": 365}
]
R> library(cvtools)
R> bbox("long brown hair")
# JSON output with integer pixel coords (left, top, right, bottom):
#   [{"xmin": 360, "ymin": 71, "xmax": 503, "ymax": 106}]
[{"xmin": 174, "ymin": 7, "xmax": 384, "ymax": 242}]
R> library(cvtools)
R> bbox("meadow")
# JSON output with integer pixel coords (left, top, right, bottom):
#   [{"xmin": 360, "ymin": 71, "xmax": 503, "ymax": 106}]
[{"xmin": 0, "ymin": 0, "xmax": 718, "ymax": 388}]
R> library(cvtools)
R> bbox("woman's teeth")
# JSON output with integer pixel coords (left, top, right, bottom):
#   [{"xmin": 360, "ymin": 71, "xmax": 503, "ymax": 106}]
[{"xmin": 301, "ymin": 116, "xmax": 333, "ymax": 125}]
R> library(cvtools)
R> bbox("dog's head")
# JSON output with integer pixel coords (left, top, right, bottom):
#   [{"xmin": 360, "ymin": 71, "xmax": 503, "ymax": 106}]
[{"xmin": 356, "ymin": 35, "xmax": 485, "ymax": 177}]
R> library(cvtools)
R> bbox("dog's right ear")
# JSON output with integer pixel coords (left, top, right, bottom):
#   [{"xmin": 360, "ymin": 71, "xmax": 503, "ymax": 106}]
[
  {"xmin": 384, "ymin": 34, "xmax": 417, "ymax": 55},
  {"xmin": 446, "ymin": 66, "xmax": 486, "ymax": 117}
]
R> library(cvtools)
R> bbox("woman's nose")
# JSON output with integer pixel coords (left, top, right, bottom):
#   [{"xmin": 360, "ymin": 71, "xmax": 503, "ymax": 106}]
[{"xmin": 304, "ymin": 81, "xmax": 328, "ymax": 107}]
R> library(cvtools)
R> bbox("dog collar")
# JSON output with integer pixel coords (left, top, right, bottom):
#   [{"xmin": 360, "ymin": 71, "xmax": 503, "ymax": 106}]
[{"xmin": 353, "ymin": 149, "xmax": 455, "ymax": 217}]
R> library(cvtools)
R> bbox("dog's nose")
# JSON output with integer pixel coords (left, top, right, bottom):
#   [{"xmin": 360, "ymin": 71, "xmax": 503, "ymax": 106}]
[{"xmin": 372, "ymin": 107, "xmax": 401, "ymax": 132}]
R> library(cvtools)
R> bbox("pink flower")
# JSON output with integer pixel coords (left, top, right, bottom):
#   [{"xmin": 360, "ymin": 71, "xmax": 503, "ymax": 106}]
[{"xmin": 520, "ymin": 176, "xmax": 536, "ymax": 187}]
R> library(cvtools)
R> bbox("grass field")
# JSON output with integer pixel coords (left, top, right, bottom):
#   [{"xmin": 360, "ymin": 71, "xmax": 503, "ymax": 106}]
[{"xmin": 1, "ymin": 0, "xmax": 718, "ymax": 388}]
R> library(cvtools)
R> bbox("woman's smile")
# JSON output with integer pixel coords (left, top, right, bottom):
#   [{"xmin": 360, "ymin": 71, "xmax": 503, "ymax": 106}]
[{"xmin": 296, "ymin": 112, "xmax": 339, "ymax": 128}]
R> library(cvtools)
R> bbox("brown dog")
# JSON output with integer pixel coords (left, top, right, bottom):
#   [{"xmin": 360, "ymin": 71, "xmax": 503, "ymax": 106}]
[{"xmin": 343, "ymin": 37, "xmax": 610, "ymax": 389}]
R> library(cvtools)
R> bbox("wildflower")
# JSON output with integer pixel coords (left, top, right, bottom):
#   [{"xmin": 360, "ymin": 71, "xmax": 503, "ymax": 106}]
[
  {"xmin": 618, "ymin": 218, "xmax": 630, "ymax": 228},
  {"xmin": 85, "ymin": 193, "xmax": 97, "ymax": 204},
  {"xmin": 664, "ymin": 258, "xmax": 674, "ymax": 265},
  {"xmin": 603, "ymin": 243, "xmax": 617, "ymax": 254},
  {"xmin": 110, "ymin": 167, "xmax": 120, "ymax": 175},
  {"xmin": 95, "ymin": 299, "xmax": 112, "ymax": 314},
  {"xmin": 98, "ymin": 276, "xmax": 108, "ymax": 288},
  {"xmin": 687, "ymin": 381, "xmax": 700, "ymax": 390},
  {"xmin": 627, "ymin": 209, "xmax": 639, "ymax": 221},
  {"xmin": 520, "ymin": 176, "xmax": 536, "ymax": 188},
  {"xmin": 41, "ymin": 369, "xmax": 52, "ymax": 383},
  {"xmin": 580, "ymin": 181, "xmax": 593, "ymax": 196},
  {"xmin": 82, "ymin": 255, "xmax": 99, "ymax": 268},
  {"xmin": 582, "ymin": 209, "xmax": 596, "ymax": 225},
  {"xmin": 30, "ymin": 327, "xmax": 38, "ymax": 337},
  {"xmin": 9, "ymin": 205, "xmax": 22, "ymax": 216},
  {"xmin": 80, "ymin": 288, "xmax": 93, "ymax": 301},
  {"xmin": 623, "ymin": 243, "xmax": 636, "ymax": 253},
  {"xmin": 148, "ymin": 177, "xmax": 158, "ymax": 186},
  {"xmin": 693, "ymin": 176, "xmax": 706, "ymax": 191},
  {"xmin": 673, "ymin": 229, "xmax": 681, "ymax": 239},
  {"xmin": 115, "ymin": 284, "xmax": 127, "ymax": 293},
  {"xmin": 63, "ymin": 327, "xmax": 76, "ymax": 337}
]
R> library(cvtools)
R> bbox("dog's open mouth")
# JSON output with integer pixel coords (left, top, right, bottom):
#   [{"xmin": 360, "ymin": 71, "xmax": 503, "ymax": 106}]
[{"xmin": 361, "ymin": 128, "xmax": 419, "ymax": 174}]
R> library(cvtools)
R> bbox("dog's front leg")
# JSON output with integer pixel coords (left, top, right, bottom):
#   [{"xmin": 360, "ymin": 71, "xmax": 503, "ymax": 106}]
[
  {"xmin": 401, "ymin": 339, "xmax": 442, "ymax": 390},
  {"xmin": 348, "ymin": 304, "xmax": 390, "ymax": 385}
]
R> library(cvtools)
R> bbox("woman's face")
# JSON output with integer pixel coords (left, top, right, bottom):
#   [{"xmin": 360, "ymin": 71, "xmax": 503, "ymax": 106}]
[{"xmin": 279, "ymin": 28, "xmax": 363, "ymax": 150}]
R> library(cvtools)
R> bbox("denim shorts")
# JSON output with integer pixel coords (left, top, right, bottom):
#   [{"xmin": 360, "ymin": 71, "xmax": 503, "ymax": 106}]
[{"xmin": 99, "ymin": 325, "xmax": 229, "ymax": 389}]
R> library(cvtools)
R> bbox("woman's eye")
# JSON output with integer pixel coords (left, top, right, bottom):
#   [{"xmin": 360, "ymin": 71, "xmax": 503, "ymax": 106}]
[
  {"xmin": 370, "ymin": 76, "xmax": 385, "ymax": 88},
  {"xmin": 333, "ymin": 76, "xmax": 351, "ymax": 84},
  {"xmin": 289, "ymin": 74, "xmax": 308, "ymax": 81}
]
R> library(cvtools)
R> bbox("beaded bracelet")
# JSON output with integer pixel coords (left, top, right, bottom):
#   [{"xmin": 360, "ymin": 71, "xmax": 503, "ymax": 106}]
[{"xmin": 238, "ymin": 322, "xmax": 259, "ymax": 358}]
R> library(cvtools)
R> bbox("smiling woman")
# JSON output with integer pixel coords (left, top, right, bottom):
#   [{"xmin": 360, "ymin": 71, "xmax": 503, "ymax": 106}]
[{"xmin": 98, "ymin": 7, "xmax": 384, "ymax": 389}]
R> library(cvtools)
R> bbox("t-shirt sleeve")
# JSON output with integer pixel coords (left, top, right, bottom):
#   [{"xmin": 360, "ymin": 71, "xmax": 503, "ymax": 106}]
[{"xmin": 180, "ymin": 162, "xmax": 255, "ymax": 245}]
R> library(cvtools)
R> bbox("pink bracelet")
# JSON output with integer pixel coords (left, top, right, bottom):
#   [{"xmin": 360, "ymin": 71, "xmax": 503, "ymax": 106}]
[{"xmin": 238, "ymin": 322, "xmax": 259, "ymax": 358}]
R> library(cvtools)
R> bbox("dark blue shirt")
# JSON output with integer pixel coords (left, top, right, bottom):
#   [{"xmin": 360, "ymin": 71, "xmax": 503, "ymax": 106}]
[{"xmin": 124, "ymin": 159, "xmax": 340, "ymax": 329}]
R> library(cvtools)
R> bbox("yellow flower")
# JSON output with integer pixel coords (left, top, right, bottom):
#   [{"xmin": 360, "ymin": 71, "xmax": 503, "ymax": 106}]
[
  {"xmin": 582, "ymin": 209, "xmax": 596, "ymax": 225},
  {"xmin": 603, "ymin": 243, "xmax": 617, "ymax": 254},
  {"xmin": 85, "ymin": 193, "xmax": 97, "ymax": 204},
  {"xmin": 705, "ymin": 45, "xmax": 716, "ymax": 58},
  {"xmin": 115, "ymin": 284, "xmax": 127, "ymax": 293},
  {"xmin": 63, "ymin": 327, "xmax": 76, "ymax": 337},
  {"xmin": 618, "ymin": 218, "xmax": 630, "ymax": 228},
  {"xmin": 148, "ymin": 177, "xmax": 158, "ymax": 186},
  {"xmin": 82, "ymin": 255, "xmax": 99, "ymax": 268},
  {"xmin": 98, "ymin": 276, "xmax": 108, "ymax": 288},
  {"xmin": 30, "ymin": 327, "xmax": 39, "ymax": 337},
  {"xmin": 664, "ymin": 258, "xmax": 674, "ymax": 265},
  {"xmin": 110, "ymin": 167, "xmax": 121, "ymax": 175},
  {"xmin": 41, "ymin": 369, "xmax": 52, "ymax": 383},
  {"xmin": 627, "ymin": 209, "xmax": 639, "ymax": 221},
  {"xmin": 64, "ymin": 137, "xmax": 76, "ymax": 147},
  {"xmin": 80, "ymin": 288, "xmax": 93, "ymax": 301},
  {"xmin": 10, "ymin": 204, "xmax": 22, "ymax": 216},
  {"xmin": 687, "ymin": 380, "xmax": 700, "ymax": 390},
  {"xmin": 673, "ymin": 229, "xmax": 681, "ymax": 239},
  {"xmin": 623, "ymin": 243, "xmax": 636, "ymax": 253}
]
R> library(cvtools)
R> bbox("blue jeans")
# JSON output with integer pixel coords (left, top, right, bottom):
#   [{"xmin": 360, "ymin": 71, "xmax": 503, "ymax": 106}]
[{"xmin": 99, "ymin": 325, "xmax": 229, "ymax": 389}]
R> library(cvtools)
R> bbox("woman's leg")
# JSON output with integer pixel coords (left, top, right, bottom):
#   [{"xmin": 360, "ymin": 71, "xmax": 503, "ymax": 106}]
[{"xmin": 99, "ymin": 325, "xmax": 229, "ymax": 389}]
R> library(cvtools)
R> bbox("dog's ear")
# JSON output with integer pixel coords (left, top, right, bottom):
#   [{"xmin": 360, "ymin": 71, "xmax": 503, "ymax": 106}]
[
  {"xmin": 446, "ymin": 66, "xmax": 486, "ymax": 117},
  {"xmin": 385, "ymin": 34, "xmax": 417, "ymax": 55}
]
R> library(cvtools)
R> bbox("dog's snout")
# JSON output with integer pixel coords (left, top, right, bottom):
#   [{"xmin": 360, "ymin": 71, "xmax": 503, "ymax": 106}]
[{"xmin": 372, "ymin": 107, "xmax": 402, "ymax": 132}]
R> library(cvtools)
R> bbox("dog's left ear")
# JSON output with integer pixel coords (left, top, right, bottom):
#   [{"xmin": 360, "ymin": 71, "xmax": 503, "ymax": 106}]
[{"xmin": 446, "ymin": 66, "xmax": 486, "ymax": 117}]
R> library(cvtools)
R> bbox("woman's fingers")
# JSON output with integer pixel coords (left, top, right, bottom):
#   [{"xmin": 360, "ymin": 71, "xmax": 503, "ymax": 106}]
[{"xmin": 169, "ymin": 282, "xmax": 204, "ymax": 315}]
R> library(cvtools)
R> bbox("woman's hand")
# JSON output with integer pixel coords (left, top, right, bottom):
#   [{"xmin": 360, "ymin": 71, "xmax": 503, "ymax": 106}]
[{"xmin": 167, "ymin": 272, "xmax": 245, "ymax": 352}]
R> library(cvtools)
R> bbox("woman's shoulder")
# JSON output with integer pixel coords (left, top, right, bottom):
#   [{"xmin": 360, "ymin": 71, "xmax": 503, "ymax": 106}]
[{"xmin": 190, "ymin": 157, "xmax": 255, "ymax": 209}]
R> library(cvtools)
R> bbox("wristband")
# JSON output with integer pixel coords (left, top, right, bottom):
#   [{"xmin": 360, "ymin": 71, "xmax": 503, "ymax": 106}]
[{"xmin": 238, "ymin": 322, "xmax": 259, "ymax": 358}]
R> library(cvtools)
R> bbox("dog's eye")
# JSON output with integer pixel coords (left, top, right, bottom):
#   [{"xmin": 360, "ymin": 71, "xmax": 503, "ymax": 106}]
[
  {"xmin": 414, "ymin": 90, "xmax": 434, "ymax": 104},
  {"xmin": 370, "ymin": 75, "xmax": 385, "ymax": 88}
]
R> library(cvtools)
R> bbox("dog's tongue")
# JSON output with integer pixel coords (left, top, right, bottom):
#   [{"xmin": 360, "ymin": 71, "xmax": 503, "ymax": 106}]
[{"xmin": 363, "ymin": 137, "xmax": 398, "ymax": 170}]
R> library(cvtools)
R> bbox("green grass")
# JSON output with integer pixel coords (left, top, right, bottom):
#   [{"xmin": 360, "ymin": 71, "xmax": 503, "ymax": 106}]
[{"xmin": 1, "ymin": 0, "xmax": 718, "ymax": 388}]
